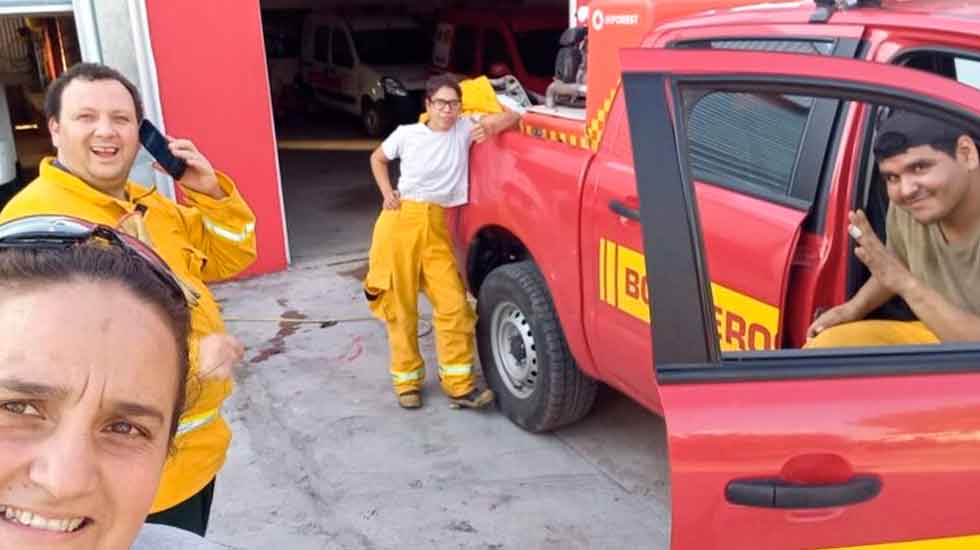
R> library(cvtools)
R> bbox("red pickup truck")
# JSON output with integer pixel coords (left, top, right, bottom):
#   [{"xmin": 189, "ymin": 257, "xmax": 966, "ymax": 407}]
[{"xmin": 452, "ymin": 1, "xmax": 980, "ymax": 548}]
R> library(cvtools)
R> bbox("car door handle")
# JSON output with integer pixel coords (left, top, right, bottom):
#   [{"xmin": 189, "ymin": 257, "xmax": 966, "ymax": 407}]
[
  {"xmin": 725, "ymin": 475, "xmax": 881, "ymax": 509},
  {"xmin": 609, "ymin": 199, "xmax": 640, "ymax": 221}
]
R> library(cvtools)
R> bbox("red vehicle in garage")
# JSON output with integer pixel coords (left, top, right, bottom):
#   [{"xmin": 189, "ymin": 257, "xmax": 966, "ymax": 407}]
[
  {"xmin": 431, "ymin": 8, "xmax": 566, "ymax": 97},
  {"xmin": 453, "ymin": 0, "xmax": 980, "ymax": 548}
]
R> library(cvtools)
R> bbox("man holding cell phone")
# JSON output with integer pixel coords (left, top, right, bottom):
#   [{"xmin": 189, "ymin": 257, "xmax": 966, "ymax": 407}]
[
  {"xmin": 807, "ymin": 110, "xmax": 980, "ymax": 347},
  {"xmin": 0, "ymin": 62, "xmax": 257, "ymax": 536}
]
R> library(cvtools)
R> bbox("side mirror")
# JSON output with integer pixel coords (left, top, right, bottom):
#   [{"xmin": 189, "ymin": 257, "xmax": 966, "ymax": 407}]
[{"xmin": 488, "ymin": 62, "xmax": 511, "ymax": 78}]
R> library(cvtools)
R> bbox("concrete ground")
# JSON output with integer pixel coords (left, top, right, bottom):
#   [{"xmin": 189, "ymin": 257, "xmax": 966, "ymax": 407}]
[{"xmin": 205, "ymin": 122, "xmax": 672, "ymax": 549}]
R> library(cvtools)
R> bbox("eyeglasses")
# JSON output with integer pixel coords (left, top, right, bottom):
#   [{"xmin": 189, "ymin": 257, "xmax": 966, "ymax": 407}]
[
  {"xmin": 430, "ymin": 98, "xmax": 462, "ymax": 111},
  {"xmin": 0, "ymin": 215, "xmax": 197, "ymax": 307}
]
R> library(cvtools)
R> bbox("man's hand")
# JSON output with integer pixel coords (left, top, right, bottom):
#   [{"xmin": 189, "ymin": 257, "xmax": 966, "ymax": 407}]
[
  {"xmin": 198, "ymin": 333, "xmax": 245, "ymax": 380},
  {"xmin": 471, "ymin": 110, "xmax": 521, "ymax": 144},
  {"xmin": 157, "ymin": 137, "xmax": 225, "ymax": 199},
  {"xmin": 471, "ymin": 118, "xmax": 489, "ymax": 144},
  {"xmin": 806, "ymin": 302, "xmax": 859, "ymax": 339},
  {"xmin": 849, "ymin": 209, "xmax": 915, "ymax": 295},
  {"xmin": 383, "ymin": 190, "xmax": 401, "ymax": 210}
]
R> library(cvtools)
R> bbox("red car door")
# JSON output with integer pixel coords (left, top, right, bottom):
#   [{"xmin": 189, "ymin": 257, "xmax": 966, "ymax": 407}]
[
  {"xmin": 582, "ymin": 35, "xmax": 859, "ymax": 412},
  {"xmin": 622, "ymin": 48, "xmax": 980, "ymax": 550}
]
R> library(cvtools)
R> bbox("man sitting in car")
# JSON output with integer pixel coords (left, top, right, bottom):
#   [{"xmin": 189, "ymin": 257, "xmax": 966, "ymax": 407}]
[{"xmin": 807, "ymin": 110, "xmax": 980, "ymax": 346}]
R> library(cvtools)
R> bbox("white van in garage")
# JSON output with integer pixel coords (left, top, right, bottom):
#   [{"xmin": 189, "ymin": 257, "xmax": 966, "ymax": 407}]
[{"xmin": 300, "ymin": 14, "xmax": 430, "ymax": 137}]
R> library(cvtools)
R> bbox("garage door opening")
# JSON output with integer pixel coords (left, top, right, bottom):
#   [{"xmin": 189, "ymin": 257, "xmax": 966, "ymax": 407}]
[
  {"xmin": 260, "ymin": 1, "xmax": 567, "ymax": 264},
  {"xmin": 0, "ymin": 12, "xmax": 79, "ymax": 206}
]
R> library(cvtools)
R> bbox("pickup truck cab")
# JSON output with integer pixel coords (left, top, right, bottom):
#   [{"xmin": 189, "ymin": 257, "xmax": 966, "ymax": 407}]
[
  {"xmin": 454, "ymin": 1, "xmax": 980, "ymax": 548},
  {"xmin": 300, "ymin": 14, "xmax": 430, "ymax": 137}
]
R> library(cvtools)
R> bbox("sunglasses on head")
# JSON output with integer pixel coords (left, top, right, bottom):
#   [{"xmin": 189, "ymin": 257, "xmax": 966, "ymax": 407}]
[{"xmin": 0, "ymin": 215, "xmax": 197, "ymax": 307}]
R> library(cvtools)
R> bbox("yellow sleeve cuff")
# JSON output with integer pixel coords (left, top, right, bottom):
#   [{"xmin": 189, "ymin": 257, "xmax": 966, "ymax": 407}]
[{"xmin": 181, "ymin": 171, "xmax": 241, "ymax": 209}]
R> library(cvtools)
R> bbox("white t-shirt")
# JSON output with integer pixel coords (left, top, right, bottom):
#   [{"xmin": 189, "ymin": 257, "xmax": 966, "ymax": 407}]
[
  {"xmin": 132, "ymin": 524, "xmax": 232, "ymax": 549},
  {"xmin": 381, "ymin": 117, "xmax": 476, "ymax": 207}
]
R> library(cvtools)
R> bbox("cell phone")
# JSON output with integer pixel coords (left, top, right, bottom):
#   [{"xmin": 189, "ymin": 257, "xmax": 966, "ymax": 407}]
[{"xmin": 139, "ymin": 119, "xmax": 187, "ymax": 181}]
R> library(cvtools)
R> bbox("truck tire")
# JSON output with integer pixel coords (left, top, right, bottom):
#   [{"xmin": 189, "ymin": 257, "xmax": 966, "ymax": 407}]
[{"xmin": 477, "ymin": 261, "xmax": 598, "ymax": 432}]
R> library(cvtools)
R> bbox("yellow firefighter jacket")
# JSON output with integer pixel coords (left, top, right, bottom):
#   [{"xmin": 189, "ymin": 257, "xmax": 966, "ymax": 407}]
[{"xmin": 0, "ymin": 158, "xmax": 257, "ymax": 512}]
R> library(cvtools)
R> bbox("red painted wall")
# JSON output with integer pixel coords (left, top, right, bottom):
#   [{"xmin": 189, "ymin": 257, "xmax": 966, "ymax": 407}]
[{"xmin": 146, "ymin": 0, "xmax": 288, "ymax": 275}]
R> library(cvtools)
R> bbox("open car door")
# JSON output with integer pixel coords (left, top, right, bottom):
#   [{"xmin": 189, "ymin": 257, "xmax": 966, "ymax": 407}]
[{"xmin": 622, "ymin": 48, "xmax": 980, "ymax": 550}]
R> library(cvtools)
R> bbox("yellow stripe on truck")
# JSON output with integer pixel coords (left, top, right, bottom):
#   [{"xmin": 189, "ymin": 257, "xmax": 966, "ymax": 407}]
[
  {"xmin": 599, "ymin": 239, "xmax": 780, "ymax": 351},
  {"xmin": 711, "ymin": 281, "xmax": 780, "ymax": 351},
  {"xmin": 821, "ymin": 535, "xmax": 980, "ymax": 549}
]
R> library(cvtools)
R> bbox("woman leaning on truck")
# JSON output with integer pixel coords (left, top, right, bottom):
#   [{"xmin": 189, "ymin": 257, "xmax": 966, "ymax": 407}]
[{"xmin": 363, "ymin": 73, "xmax": 520, "ymax": 410}]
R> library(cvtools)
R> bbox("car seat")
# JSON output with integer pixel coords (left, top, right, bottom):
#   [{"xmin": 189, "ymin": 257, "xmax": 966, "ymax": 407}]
[
  {"xmin": 547, "ymin": 27, "xmax": 587, "ymax": 108},
  {"xmin": 554, "ymin": 27, "xmax": 586, "ymax": 84}
]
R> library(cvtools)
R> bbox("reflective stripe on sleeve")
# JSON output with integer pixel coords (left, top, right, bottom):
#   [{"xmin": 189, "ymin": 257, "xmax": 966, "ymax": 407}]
[
  {"xmin": 176, "ymin": 408, "xmax": 220, "ymax": 436},
  {"xmin": 203, "ymin": 217, "xmax": 255, "ymax": 243}
]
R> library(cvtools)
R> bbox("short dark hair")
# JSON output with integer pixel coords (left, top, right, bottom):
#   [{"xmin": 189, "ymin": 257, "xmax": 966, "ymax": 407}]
[
  {"xmin": 874, "ymin": 109, "xmax": 975, "ymax": 160},
  {"xmin": 44, "ymin": 62, "xmax": 145, "ymax": 122},
  {"xmin": 0, "ymin": 243, "xmax": 190, "ymax": 441},
  {"xmin": 425, "ymin": 74, "xmax": 462, "ymax": 101}
]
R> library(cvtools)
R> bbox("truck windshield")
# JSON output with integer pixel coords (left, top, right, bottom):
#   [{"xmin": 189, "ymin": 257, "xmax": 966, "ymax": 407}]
[
  {"xmin": 353, "ymin": 29, "xmax": 431, "ymax": 65},
  {"xmin": 514, "ymin": 29, "xmax": 563, "ymax": 77}
]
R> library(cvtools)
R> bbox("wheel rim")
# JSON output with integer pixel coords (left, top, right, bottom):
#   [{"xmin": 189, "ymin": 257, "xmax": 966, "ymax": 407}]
[{"xmin": 490, "ymin": 301, "xmax": 538, "ymax": 399}]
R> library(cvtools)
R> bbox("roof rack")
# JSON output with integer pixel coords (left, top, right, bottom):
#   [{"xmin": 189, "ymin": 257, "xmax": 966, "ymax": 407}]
[{"xmin": 811, "ymin": 0, "xmax": 882, "ymax": 23}]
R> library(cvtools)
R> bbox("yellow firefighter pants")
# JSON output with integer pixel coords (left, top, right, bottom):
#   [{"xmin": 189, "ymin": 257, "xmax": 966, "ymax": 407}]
[
  {"xmin": 804, "ymin": 320, "xmax": 939, "ymax": 348},
  {"xmin": 363, "ymin": 200, "xmax": 477, "ymax": 397}
]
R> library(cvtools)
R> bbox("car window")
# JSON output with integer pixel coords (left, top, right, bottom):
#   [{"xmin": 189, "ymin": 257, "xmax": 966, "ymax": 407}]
[
  {"xmin": 484, "ymin": 30, "xmax": 510, "ymax": 68},
  {"xmin": 955, "ymin": 57, "xmax": 980, "ymax": 89},
  {"xmin": 693, "ymin": 39, "xmax": 834, "ymax": 55},
  {"xmin": 332, "ymin": 28, "xmax": 354, "ymax": 68},
  {"xmin": 671, "ymin": 39, "xmax": 836, "ymax": 202},
  {"xmin": 314, "ymin": 26, "xmax": 330, "ymax": 63},
  {"xmin": 453, "ymin": 24, "xmax": 477, "ymax": 73},
  {"xmin": 353, "ymin": 28, "xmax": 430, "ymax": 65},
  {"xmin": 899, "ymin": 50, "xmax": 980, "ymax": 90},
  {"xmin": 514, "ymin": 29, "xmax": 563, "ymax": 78},
  {"xmin": 686, "ymin": 92, "xmax": 813, "ymax": 199}
]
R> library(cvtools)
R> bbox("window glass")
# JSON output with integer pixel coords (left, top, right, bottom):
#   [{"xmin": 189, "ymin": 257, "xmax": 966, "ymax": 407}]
[
  {"xmin": 333, "ymin": 28, "xmax": 354, "ymax": 68},
  {"xmin": 514, "ymin": 29, "xmax": 563, "ymax": 77},
  {"xmin": 954, "ymin": 57, "xmax": 980, "ymax": 90},
  {"xmin": 676, "ymin": 38, "xmax": 834, "ymax": 56},
  {"xmin": 484, "ymin": 30, "xmax": 510, "ymax": 68},
  {"xmin": 669, "ymin": 39, "xmax": 833, "ymax": 199},
  {"xmin": 353, "ymin": 29, "xmax": 430, "ymax": 65},
  {"xmin": 452, "ymin": 25, "xmax": 477, "ymax": 73},
  {"xmin": 899, "ymin": 52, "xmax": 980, "ymax": 90},
  {"xmin": 685, "ymin": 91, "xmax": 814, "ymax": 197},
  {"xmin": 707, "ymin": 39, "xmax": 833, "ymax": 55},
  {"xmin": 314, "ymin": 26, "xmax": 330, "ymax": 63}
]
